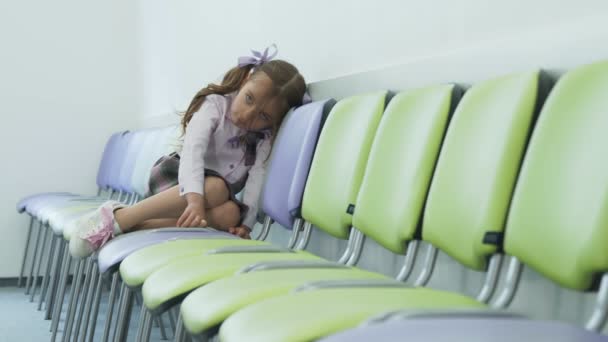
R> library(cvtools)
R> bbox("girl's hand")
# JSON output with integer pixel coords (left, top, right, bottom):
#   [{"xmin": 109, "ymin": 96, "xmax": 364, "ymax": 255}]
[
  {"xmin": 228, "ymin": 225, "xmax": 251, "ymax": 239},
  {"xmin": 177, "ymin": 193, "xmax": 207, "ymax": 227}
]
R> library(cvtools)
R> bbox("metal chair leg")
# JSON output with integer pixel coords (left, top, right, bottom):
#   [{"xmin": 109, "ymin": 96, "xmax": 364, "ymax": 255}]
[
  {"xmin": 102, "ymin": 273, "xmax": 120, "ymax": 342},
  {"xmin": 158, "ymin": 313, "xmax": 169, "ymax": 340},
  {"xmin": 46, "ymin": 239, "xmax": 66, "ymax": 320},
  {"xmin": 174, "ymin": 313, "xmax": 187, "ymax": 342},
  {"xmin": 85, "ymin": 274, "xmax": 104, "ymax": 342},
  {"xmin": 73, "ymin": 259, "xmax": 94, "ymax": 340},
  {"xmin": 30, "ymin": 225, "xmax": 50, "ymax": 302},
  {"xmin": 135, "ymin": 304, "xmax": 147, "ymax": 341},
  {"xmin": 62, "ymin": 259, "xmax": 85, "ymax": 342},
  {"xmin": 112, "ymin": 280, "xmax": 127, "ymax": 342},
  {"xmin": 25, "ymin": 221, "xmax": 42, "ymax": 295},
  {"xmin": 140, "ymin": 309, "xmax": 153, "ymax": 342},
  {"xmin": 79, "ymin": 263, "xmax": 99, "ymax": 342},
  {"xmin": 115, "ymin": 284, "xmax": 135, "ymax": 342},
  {"xmin": 38, "ymin": 234, "xmax": 57, "ymax": 310},
  {"xmin": 18, "ymin": 217, "xmax": 35, "ymax": 288},
  {"xmin": 50, "ymin": 246, "xmax": 72, "ymax": 342},
  {"xmin": 168, "ymin": 308, "xmax": 177, "ymax": 336}
]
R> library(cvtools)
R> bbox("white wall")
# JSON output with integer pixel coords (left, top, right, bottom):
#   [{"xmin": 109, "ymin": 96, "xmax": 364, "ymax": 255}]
[
  {"xmin": 3, "ymin": 0, "xmax": 607, "ymax": 329},
  {"xmin": 137, "ymin": 0, "xmax": 608, "ymax": 126},
  {"xmin": 0, "ymin": 0, "xmax": 140, "ymax": 277}
]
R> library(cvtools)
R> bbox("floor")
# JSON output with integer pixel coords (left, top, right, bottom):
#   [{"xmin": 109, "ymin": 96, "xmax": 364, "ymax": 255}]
[{"xmin": 0, "ymin": 283, "xmax": 170, "ymax": 342}]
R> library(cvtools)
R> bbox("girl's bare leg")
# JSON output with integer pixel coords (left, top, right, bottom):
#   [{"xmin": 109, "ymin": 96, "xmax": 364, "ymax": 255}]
[
  {"xmin": 132, "ymin": 201, "xmax": 240, "ymax": 232},
  {"xmin": 115, "ymin": 177, "xmax": 230, "ymax": 232},
  {"xmin": 130, "ymin": 218, "xmax": 178, "ymax": 231}
]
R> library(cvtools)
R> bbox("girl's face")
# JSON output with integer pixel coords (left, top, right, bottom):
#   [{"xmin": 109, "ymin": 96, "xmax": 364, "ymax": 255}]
[{"xmin": 231, "ymin": 72, "xmax": 288, "ymax": 132}]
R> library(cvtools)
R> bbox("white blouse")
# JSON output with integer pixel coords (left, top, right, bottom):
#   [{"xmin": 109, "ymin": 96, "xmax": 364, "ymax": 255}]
[{"xmin": 178, "ymin": 92, "xmax": 271, "ymax": 229}]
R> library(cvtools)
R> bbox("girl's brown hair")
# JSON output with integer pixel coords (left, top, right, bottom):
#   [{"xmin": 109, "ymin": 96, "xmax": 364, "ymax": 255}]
[{"xmin": 180, "ymin": 60, "xmax": 306, "ymax": 136}]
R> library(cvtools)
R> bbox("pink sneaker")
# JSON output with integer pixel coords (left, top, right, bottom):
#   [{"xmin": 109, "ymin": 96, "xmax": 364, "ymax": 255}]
[{"xmin": 68, "ymin": 200, "xmax": 126, "ymax": 258}]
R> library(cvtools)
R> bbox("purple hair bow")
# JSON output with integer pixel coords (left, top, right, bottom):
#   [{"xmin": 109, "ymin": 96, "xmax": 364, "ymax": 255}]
[
  {"xmin": 238, "ymin": 44, "xmax": 278, "ymax": 68},
  {"xmin": 238, "ymin": 44, "xmax": 311, "ymax": 106}
]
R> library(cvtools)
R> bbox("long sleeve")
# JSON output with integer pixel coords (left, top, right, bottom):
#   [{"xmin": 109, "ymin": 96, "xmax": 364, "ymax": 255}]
[
  {"xmin": 178, "ymin": 96, "xmax": 222, "ymax": 196},
  {"xmin": 240, "ymin": 138, "xmax": 272, "ymax": 229}
]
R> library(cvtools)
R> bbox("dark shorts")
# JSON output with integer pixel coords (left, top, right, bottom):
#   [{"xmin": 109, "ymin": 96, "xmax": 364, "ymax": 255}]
[{"xmin": 147, "ymin": 152, "xmax": 248, "ymax": 225}]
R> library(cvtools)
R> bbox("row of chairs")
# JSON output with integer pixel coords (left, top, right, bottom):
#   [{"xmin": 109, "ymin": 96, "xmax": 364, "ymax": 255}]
[
  {"xmin": 16, "ymin": 59, "xmax": 608, "ymax": 342},
  {"xmin": 16, "ymin": 94, "xmax": 332, "ymax": 341},
  {"xmin": 16, "ymin": 125, "xmax": 187, "ymax": 340}
]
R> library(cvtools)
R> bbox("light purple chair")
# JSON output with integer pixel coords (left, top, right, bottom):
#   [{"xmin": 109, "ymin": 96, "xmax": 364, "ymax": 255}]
[
  {"xmin": 47, "ymin": 130, "xmax": 178, "ymax": 342},
  {"xmin": 16, "ymin": 131, "xmax": 126, "ymax": 215},
  {"xmin": 24, "ymin": 131, "xmax": 132, "ymax": 222},
  {"xmin": 318, "ymin": 316, "xmax": 608, "ymax": 342},
  {"xmin": 97, "ymin": 131, "xmax": 130, "ymax": 195},
  {"xmin": 19, "ymin": 131, "xmax": 128, "ymax": 217},
  {"xmin": 15, "ymin": 131, "xmax": 128, "ymax": 290},
  {"xmin": 83, "ymin": 99, "xmax": 335, "ymax": 342},
  {"xmin": 117, "ymin": 129, "xmax": 149, "ymax": 198},
  {"xmin": 103, "ymin": 131, "xmax": 135, "ymax": 201},
  {"xmin": 262, "ymin": 99, "xmax": 335, "ymax": 231}
]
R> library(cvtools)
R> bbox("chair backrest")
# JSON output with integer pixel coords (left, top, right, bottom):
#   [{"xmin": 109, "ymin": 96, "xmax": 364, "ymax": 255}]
[
  {"xmin": 130, "ymin": 127, "xmax": 163, "ymax": 197},
  {"xmin": 504, "ymin": 60, "xmax": 608, "ymax": 290},
  {"xmin": 159, "ymin": 125, "xmax": 181, "ymax": 155},
  {"xmin": 131, "ymin": 125, "xmax": 180, "ymax": 198},
  {"xmin": 301, "ymin": 91, "xmax": 387, "ymax": 239},
  {"xmin": 96, "ymin": 131, "xmax": 127, "ymax": 190},
  {"xmin": 118, "ymin": 129, "xmax": 148, "ymax": 193},
  {"xmin": 353, "ymin": 85, "xmax": 458, "ymax": 254},
  {"xmin": 422, "ymin": 70, "xmax": 549, "ymax": 271},
  {"xmin": 106, "ymin": 131, "xmax": 134, "ymax": 192},
  {"xmin": 261, "ymin": 99, "xmax": 335, "ymax": 229}
]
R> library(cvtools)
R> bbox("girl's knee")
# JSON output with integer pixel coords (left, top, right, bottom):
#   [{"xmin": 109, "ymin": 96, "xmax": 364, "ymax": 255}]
[
  {"xmin": 208, "ymin": 201, "xmax": 240, "ymax": 229},
  {"xmin": 222, "ymin": 201, "xmax": 241, "ymax": 227},
  {"xmin": 204, "ymin": 176, "xmax": 229, "ymax": 199},
  {"xmin": 225, "ymin": 200, "xmax": 240, "ymax": 211}
]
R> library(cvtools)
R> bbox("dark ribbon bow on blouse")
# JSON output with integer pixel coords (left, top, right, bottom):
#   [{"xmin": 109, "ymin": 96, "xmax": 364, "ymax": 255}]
[{"xmin": 228, "ymin": 130, "xmax": 272, "ymax": 166}]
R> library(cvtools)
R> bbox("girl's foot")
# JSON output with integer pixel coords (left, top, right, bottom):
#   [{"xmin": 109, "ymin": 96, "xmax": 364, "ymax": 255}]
[{"xmin": 69, "ymin": 200, "xmax": 126, "ymax": 258}]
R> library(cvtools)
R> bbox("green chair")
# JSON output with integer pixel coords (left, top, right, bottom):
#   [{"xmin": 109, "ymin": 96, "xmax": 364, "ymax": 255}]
[
  {"xmin": 218, "ymin": 69, "xmax": 550, "ymax": 342},
  {"xmin": 178, "ymin": 83, "xmax": 462, "ymax": 339},
  {"xmin": 119, "ymin": 91, "xmax": 388, "ymax": 340},
  {"xmin": 319, "ymin": 58, "xmax": 608, "ymax": 341}
]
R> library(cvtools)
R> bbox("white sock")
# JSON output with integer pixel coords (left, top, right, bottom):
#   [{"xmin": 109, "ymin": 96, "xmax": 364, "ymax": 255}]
[
  {"xmin": 111, "ymin": 205, "xmax": 124, "ymax": 235},
  {"xmin": 113, "ymin": 219, "xmax": 122, "ymax": 236}
]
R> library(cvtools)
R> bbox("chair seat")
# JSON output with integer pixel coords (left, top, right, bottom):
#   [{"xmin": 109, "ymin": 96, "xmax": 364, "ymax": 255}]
[
  {"xmin": 16, "ymin": 192, "xmax": 75, "ymax": 213},
  {"xmin": 47, "ymin": 205, "xmax": 101, "ymax": 235},
  {"xmin": 26, "ymin": 195, "xmax": 84, "ymax": 217},
  {"xmin": 318, "ymin": 317, "xmax": 608, "ymax": 342},
  {"xmin": 219, "ymin": 288, "xmax": 484, "ymax": 342},
  {"xmin": 181, "ymin": 267, "xmax": 389, "ymax": 334},
  {"xmin": 32, "ymin": 198, "xmax": 104, "ymax": 222},
  {"xmin": 96, "ymin": 229, "xmax": 238, "ymax": 274},
  {"xmin": 119, "ymin": 238, "xmax": 272, "ymax": 288},
  {"xmin": 141, "ymin": 251, "xmax": 323, "ymax": 312}
]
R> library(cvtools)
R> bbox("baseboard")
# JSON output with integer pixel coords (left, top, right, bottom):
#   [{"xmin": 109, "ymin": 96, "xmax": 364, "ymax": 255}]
[
  {"xmin": 0, "ymin": 275, "xmax": 76, "ymax": 288},
  {"xmin": 0, "ymin": 277, "xmax": 18, "ymax": 287}
]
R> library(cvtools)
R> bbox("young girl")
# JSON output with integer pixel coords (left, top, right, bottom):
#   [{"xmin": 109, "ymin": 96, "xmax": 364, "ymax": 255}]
[{"xmin": 69, "ymin": 46, "xmax": 307, "ymax": 258}]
